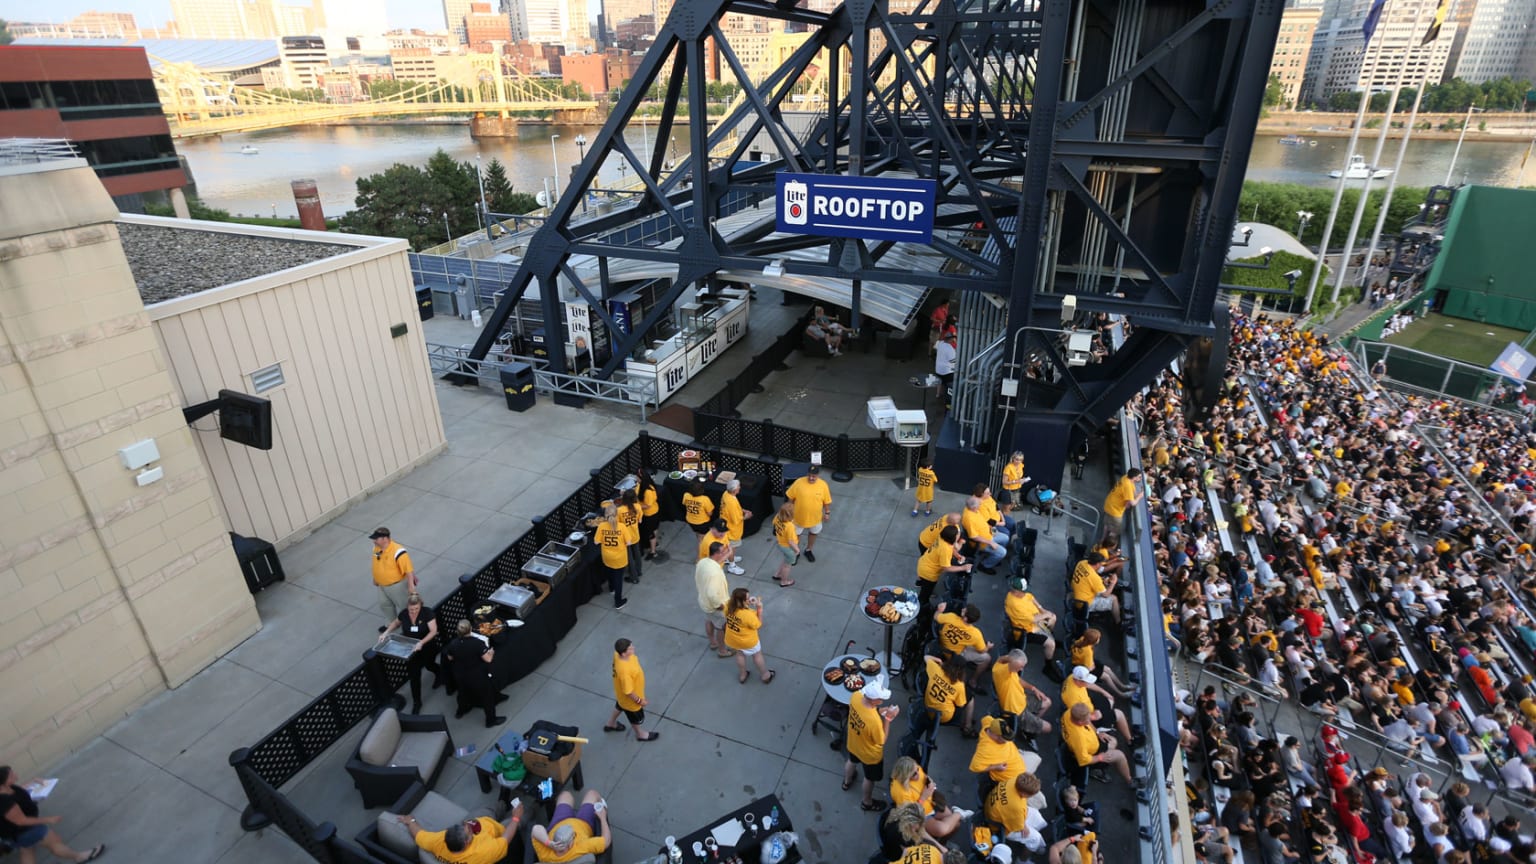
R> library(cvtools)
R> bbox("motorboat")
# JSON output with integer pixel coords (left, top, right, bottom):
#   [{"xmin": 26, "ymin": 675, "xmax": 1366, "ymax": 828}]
[
  {"xmin": 1329, "ymin": 153, "xmax": 1391, "ymax": 180},
  {"xmin": 240, "ymin": 145, "xmax": 259, "ymax": 155},
  {"xmin": 1279, "ymin": 135, "xmax": 1308, "ymax": 146}
]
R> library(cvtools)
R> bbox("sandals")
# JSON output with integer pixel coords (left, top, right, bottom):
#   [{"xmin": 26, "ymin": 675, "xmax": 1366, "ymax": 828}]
[
  {"xmin": 82, "ymin": 848, "xmax": 105, "ymax": 862},
  {"xmin": 739, "ymin": 670, "xmax": 750, "ymax": 684},
  {"xmin": 860, "ymin": 800, "xmax": 884, "ymax": 812},
  {"xmin": 762, "ymin": 670, "xmax": 776, "ymax": 685},
  {"xmin": 603, "ymin": 723, "xmax": 626, "ymax": 732},
  {"xmin": 778, "ymin": 578, "xmax": 796, "ymax": 587},
  {"xmin": 841, "ymin": 779, "xmax": 854, "ymax": 791},
  {"xmin": 716, "ymin": 648, "xmax": 735, "ymax": 658},
  {"xmin": 638, "ymin": 732, "xmax": 661, "ymax": 743}
]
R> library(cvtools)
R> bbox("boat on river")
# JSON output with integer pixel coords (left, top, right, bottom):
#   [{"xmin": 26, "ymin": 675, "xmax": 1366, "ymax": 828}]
[{"xmin": 1329, "ymin": 153, "xmax": 1391, "ymax": 180}]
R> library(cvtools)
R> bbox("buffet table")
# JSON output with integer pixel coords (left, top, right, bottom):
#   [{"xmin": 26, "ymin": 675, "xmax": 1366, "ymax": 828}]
[
  {"xmin": 474, "ymin": 568, "xmax": 585, "ymax": 690},
  {"xmin": 660, "ymin": 795, "xmax": 800, "ymax": 864},
  {"xmin": 660, "ymin": 471, "xmax": 770, "ymax": 537}
]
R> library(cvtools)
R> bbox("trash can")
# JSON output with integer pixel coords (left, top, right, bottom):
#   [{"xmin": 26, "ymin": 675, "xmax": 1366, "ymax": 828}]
[
  {"xmin": 500, "ymin": 362, "xmax": 535, "ymax": 411},
  {"xmin": 529, "ymin": 328, "xmax": 548, "ymax": 359},
  {"xmin": 415, "ymin": 286, "xmax": 434, "ymax": 321}
]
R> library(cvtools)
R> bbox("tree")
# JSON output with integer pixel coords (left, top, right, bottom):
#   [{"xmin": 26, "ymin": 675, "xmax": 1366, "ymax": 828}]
[
  {"xmin": 481, "ymin": 158, "xmax": 539, "ymax": 216},
  {"xmin": 425, "ymin": 149, "xmax": 481, "ymax": 236},
  {"xmin": 1263, "ymin": 74, "xmax": 1286, "ymax": 109},
  {"xmin": 0, "ymin": 19, "xmax": 13, "ymax": 45},
  {"xmin": 1329, "ymin": 91, "xmax": 1360, "ymax": 112},
  {"xmin": 340, "ymin": 163, "xmax": 447, "ymax": 250}
]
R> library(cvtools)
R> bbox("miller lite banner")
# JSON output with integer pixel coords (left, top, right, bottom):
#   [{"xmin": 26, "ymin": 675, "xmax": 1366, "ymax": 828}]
[{"xmin": 776, "ymin": 172, "xmax": 938, "ymax": 244}]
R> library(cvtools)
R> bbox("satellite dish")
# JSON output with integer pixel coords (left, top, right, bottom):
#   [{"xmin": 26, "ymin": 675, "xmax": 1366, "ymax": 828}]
[{"xmin": 536, "ymin": 191, "xmax": 550, "ymax": 206}]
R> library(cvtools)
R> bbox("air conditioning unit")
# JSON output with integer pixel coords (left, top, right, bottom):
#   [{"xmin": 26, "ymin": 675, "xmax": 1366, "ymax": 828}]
[{"xmin": 1066, "ymin": 331, "xmax": 1095, "ymax": 367}]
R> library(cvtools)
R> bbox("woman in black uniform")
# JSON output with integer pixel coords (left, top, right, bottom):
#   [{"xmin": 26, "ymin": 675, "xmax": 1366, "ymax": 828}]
[
  {"xmin": 378, "ymin": 593, "xmax": 440, "ymax": 713},
  {"xmin": 0, "ymin": 766, "xmax": 103, "ymax": 862}
]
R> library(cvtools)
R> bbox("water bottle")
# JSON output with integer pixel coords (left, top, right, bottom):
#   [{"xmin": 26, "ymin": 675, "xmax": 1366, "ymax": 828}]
[{"xmin": 666, "ymin": 836, "xmax": 682, "ymax": 864}]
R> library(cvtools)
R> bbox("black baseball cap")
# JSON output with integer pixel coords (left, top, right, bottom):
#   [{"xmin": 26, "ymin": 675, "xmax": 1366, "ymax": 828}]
[
  {"xmin": 370, "ymin": 527, "xmax": 391, "ymax": 539},
  {"xmin": 808, "ymin": 464, "xmax": 821, "ymax": 474}
]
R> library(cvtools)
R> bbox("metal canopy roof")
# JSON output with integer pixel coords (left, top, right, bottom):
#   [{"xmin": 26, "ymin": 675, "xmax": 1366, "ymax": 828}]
[{"xmin": 14, "ymin": 37, "xmax": 281, "ymax": 73}]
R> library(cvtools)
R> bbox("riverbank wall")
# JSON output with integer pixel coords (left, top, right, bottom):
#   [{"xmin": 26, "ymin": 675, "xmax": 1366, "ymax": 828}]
[{"xmin": 1257, "ymin": 110, "xmax": 1536, "ymax": 142}]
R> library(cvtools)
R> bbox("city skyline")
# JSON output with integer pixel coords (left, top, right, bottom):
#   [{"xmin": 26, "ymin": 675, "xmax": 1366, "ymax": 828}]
[{"xmin": 0, "ymin": 0, "xmax": 445, "ymax": 32}]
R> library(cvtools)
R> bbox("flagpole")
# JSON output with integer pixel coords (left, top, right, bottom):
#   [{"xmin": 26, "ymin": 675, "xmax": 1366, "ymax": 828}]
[
  {"xmin": 1520, "ymin": 135, "xmax": 1535, "ymax": 187},
  {"xmin": 1332, "ymin": 0, "xmax": 1432, "ymax": 304},
  {"xmin": 1302, "ymin": 0, "xmax": 1392, "ymax": 314}
]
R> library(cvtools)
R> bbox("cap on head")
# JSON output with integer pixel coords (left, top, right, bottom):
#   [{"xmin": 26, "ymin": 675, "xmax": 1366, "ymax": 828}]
[
  {"xmin": 807, "ymin": 464, "xmax": 821, "ymax": 475},
  {"xmin": 370, "ymin": 527, "xmax": 391, "ymax": 539},
  {"xmin": 1009, "ymin": 577, "xmax": 1028, "ymax": 592},
  {"xmin": 713, "ymin": 518, "xmax": 729, "ymax": 533},
  {"xmin": 861, "ymin": 681, "xmax": 891, "ymax": 701},
  {"xmin": 1071, "ymin": 666, "xmax": 1096, "ymax": 684}
]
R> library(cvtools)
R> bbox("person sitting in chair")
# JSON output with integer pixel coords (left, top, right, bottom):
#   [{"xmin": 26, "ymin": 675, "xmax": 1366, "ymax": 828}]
[
  {"xmin": 532, "ymin": 789, "xmax": 611, "ymax": 863},
  {"xmin": 398, "ymin": 798, "xmax": 523, "ymax": 864},
  {"xmin": 806, "ymin": 306, "xmax": 855, "ymax": 356}
]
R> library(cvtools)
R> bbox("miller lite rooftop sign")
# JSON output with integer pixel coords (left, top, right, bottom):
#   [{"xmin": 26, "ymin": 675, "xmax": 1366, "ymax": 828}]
[{"xmin": 775, "ymin": 172, "xmax": 938, "ymax": 244}]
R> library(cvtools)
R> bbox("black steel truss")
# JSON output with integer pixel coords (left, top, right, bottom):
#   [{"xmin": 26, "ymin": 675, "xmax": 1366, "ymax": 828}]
[{"xmin": 468, "ymin": 0, "xmax": 1280, "ymax": 487}]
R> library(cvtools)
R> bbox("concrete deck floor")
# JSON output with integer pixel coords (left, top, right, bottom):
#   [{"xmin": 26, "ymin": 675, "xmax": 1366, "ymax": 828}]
[{"xmin": 35, "ymin": 310, "xmax": 1133, "ymax": 864}]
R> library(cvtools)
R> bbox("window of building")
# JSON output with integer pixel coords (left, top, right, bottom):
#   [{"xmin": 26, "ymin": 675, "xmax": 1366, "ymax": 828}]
[{"xmin": 75, "ymin": 134, "xmax": 179, "ymax": 176}]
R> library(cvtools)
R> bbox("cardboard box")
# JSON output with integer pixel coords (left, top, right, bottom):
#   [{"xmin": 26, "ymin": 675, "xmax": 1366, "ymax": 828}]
[{"xmin": 522, "ymin": 742, "xmax": 582, "ymax": 782}]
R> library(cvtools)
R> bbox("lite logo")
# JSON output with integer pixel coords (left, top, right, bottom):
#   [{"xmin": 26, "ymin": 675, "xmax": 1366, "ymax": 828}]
[{"xmin": 783, "ymin": 179, "xmax": 808, "ymax": 225}]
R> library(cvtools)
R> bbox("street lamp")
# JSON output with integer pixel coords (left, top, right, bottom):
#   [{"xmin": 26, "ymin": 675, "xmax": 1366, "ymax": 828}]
[
  {"xmin": 475, "ymin": 153, "xmax": 491, "ymax": 241},
  {"xmin": 574, "ymin": 134, "xmax": 588, "ymax": 212},
  {"xmin": 550, "ymin": 134, "xmax": 561, "ymax": 202},
  {"xmin": 1296, "ymin": 210, "xmax": 1314, "ymax": 243},
  {"xmin": 442, "ymin": 211, "xmax": 451, "ymax": 244}
]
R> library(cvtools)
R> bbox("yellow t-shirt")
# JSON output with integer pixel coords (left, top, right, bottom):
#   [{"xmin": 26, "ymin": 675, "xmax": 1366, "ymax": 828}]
[
  {"xmin": 923, "ymin": 656, "xmax": 967, "ymax": 723},
  {"xmin": 993, "ymin": 658, "xmax": 1026, "ymax": 716},
  {"xmin": 917, "ymin": 540, "xmax": 955, "ymax": 584},
  {"xmin": 1063, "ymin": 719, "xmax": 1100, "ymax": 766},
  {"xmin": 533, "ymin": 817, "xmax": 609, "ymax": 863},
  {"xmin": 612, "ymin": 651, "xmax": 645, "ymax": 711},
  {"xmin": 969, "ymin": 731, "xmax": 1026, "ymax": 782},
  {"xmin": 371, "ymin": 541, "xmax": 413, "ymax": 587},
  {"xmin": 846, "ymin": 693, "xmax": 887, "ymax": 765},
  {"xmin": 417, "ymin": 818, "xmax": 509, "ymax": 864},
  {"xmin": 890, "ymin": 767, "xmax": 934, "ymax": 816},
  {"xmin": 724, "ymin": 606, "xmax": 761, "ymax": 650},
  {"xmin": 1004, "ymin": 591, "xmax": 1043, "ymax": 634},
  {"xmin": 979, "ymin": 496, "xmax": 1002, "ymax": 525},
  {"xmin": 1061, "ymin": 678, "xmax": 1092, "ymax": 712},
  {"xmin": 936, "ymin": 611, "xmax": 986, "ymax": 653},
  {"xmin": 986, "ymin": 777, "xmax": 1030, "ymax": 834},
  {"xmin": 720, "ymin": 491, "xmax": 745, "ymax": 542},
  {"xmin": 961, "ymin": 508, "xmax": 993, "ymax": 544},
  {"xmin": 1071, "ymin": 560, "xmax": 1105, "ymax": 604},
  {"xmin": 773, "ymin": 518, "xmax": 797, "ymax": 549},
  {"xmin": 1071, "ymin": 643, "xmax": 1095, "ymax": 671},
  {"xmin": 1103, "ymin": 476, "xmax": 1136, "ymax": 518},
  {"xmin": 1002, "ymin": 462, "xmax": 1025, "ymax": 491},
  {"xmin": 618, "ymin": 504, "xmax": 641, "ymax": 545},
  {"xmin": 787, "ymin": 477, "xmax": 832, "ymax": 528},
  {"xmin": 641, "ymin": 487, "xmax": 659, "ymax": 517},
  {"xmin": 1521, "ymin": 697, "xmax": 1536, "ymax": 724},
  {"xmin": 915, "ymin": 467, "xmax": 937, "ymax": 503},
  {"xmin": 699, "ymin": 531, "xmax": 729, "ymax": 561},
  {"xmin": 595, "ymin": 522, "xmax": 628, "ymax": 569},
  {"xmin": 919, "ymin": 516, "xmax": 948, "ymax": 549},
  {"xmin": 682, "ymin": 492, "xmax": 715, "ymax": 525},
  {"xmin": 891, "ymin": 844, "xmax": 943, "ymax": 864},
  {"xmin": 1075, "ymin": 833, "xmax": 1098, "ymax": 863}
]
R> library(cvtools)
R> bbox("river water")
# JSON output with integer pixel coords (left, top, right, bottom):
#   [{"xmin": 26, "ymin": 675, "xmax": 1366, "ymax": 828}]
[{"xmin": 177, "ymin": 123, "xmax": 1533, "ymax": 219}]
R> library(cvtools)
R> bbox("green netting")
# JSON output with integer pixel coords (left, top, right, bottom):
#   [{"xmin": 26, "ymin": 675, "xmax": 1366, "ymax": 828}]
[{"xmin": 1427, "ymin": 186, "xmax": 1536, "ymax": 331}]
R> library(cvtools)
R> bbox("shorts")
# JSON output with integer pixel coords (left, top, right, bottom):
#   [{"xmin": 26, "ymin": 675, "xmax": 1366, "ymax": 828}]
[
  {"xmin": 550, "ymin": 801, "xmax": 600, "ymax": 833},
  {"xmin": 1005, "ymin": 489, "xmax": 1022, "ymax": 507},
  {"xmin": 13, "ymin": 825, "xmax": 47, "ymax": 848},
  {"xmin": 796, "ymin": 523, "xmax": 823, "ymax": 536},
  {"xmin": 778, "ymin": 545, "xmax": 797, "ymax": 565},
  {"xmin": 640, "ymin": 513, "xmax": 660, "ymax": 544},
  {"xmin": 1023, "ymin": 631, "xmax": 1050, "ymax": 645},
  {"xmin": 705, "ymin": 608, "xmax": 727, "ymax": 628},
  {"xmin": 690, "ymin": 521, "xmax": 710, "ymax": 535},
  {"xmin": 615, "ymin": 701, "xmax": 647, "ymax": 726},
  {"xmin": 1088, "ymin": 596, "xmax": 1115, "ymax": 613},
  {"xmin": 844, "ymin": 746, "xmax": 885, "ymax": 781},
  {"xmin": 735, "ymin": 642, "xmax": 762, "ymax": 656},
  {"xmin": 961, "ymin": 647, "xmax": 990, "ymax": 664},
  {"xmin": 1011, "ymin": 708, "xmax": 1049, "ymax": 736}
]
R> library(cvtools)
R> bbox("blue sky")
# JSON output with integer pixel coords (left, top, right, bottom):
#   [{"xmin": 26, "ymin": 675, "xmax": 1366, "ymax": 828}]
[{"xmin": 0, "ymin": 0, "xmax": 443, "ymax": 32}]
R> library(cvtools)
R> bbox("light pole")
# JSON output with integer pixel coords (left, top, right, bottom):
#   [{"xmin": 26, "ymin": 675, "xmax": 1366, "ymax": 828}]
[
  {"xmin": 1444, "ymin": 103, "xmax": 1483, "ymax": 186},
  {"xmin": 442, "ymin": 211, "xmax": 451, "ymax": 244},
  {"xmin": 550, "ymin": 133, "xmax": 561, "ymax": 202},
  {"xmin": 474, "ymin": 153, "xmax": 491, "ymax": 240},
  {"xmin": 575, "ymin": 133, "xmax": 588, "ymax": 213},
  {"xmin": 1296, "ymin": 210, "xmax": 1313, "ymax": 243}
]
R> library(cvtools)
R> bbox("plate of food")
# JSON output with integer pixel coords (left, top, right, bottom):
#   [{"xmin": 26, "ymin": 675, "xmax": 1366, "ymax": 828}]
[
  {"xmin": 669, "ymin": 471, "xmax": 684, "ymax": 479},
  {"xmin": 843, "ymin": 673, "xmax": 866, "ymax": 692},
  {"xmin": 876, "ymin": 590, "xmax": 896, "ymax": 606},
  {"xmin": 840, "ymin": 657, "xmax": 860, "ymax": 674},
  {"xmin": 860, "ymin": 658, "xmax": 881, "ymax": 675},
  {"xmin": 682, "ymin": 470, "xmax": 698, "ymax": 480},
  {"xmin": 824, "ymin": 667, "xmax": 845, "ymax": 685}
]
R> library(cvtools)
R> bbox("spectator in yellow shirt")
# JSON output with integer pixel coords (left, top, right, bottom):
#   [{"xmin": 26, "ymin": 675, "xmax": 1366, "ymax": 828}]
[
  {"xmin": 889, "ymin": 757, "xmax": 969, "ymax": 840},
  {"xmin": 1001, "ymin": 452, "xmax": 1029, "ymax": 508},
  {"xmin": 786, "ymin": 465, "xmax": 833, "ymax": 561},
  {"xmin": 985, "ymin": 772, "xmax": 1046, "ymax": 851},
  {"xmin": 682, "ymin": 480, "xmax": 715, "ymax": 534},
  {"xmin": 993, "ymin": 650, "xmax": 1053, "ymax": 737},
  {"xmin": 698, "ymin": 520, "xmax": 744, "ymax": 575},
  {"xmin": 843, "ymin": 682, "xmax": 899, "ymax": 811},
  {"xmin": 913, "ymin": 458, "xmax": 937, "ymax": 518},
  {"xmin": 1102, "ymin": 468, "xmax": 1143, "ymax": 534},
  {"xmin": 593, "ymin": 505, "xmax": 630, "ymax": 610},
  {"xmin": 1070, "ymin": 553, "xmax": 1120, "ymax": 624},
  {"xmin": 934, "ymin": 601, "xmax": 993, "ymax": 686},
  {"xmin": 1062, "ymin": 702, "xmax": 1139, "ymax": 788},
  {"xmin": 961, "ymin": 496, "xmax": 1007, "ymax": 572},
  {"xmin": 1061, "ymin": 667, "xmax": 1140, "ymax": 750},
  {"xmin": 916, "ymin": 525, "xmax": 970, "ymax": 607},
  {"xmin": 1069, "ymin": 629, "xmax": 1134, "ymax": 699},
  {"xmin": 398, "ymin": 802, "xmax": 523, "ymax": 864},
  {"xmin": 604, "ymin": 637, "xmax": 658, "ymax": 741},
  {"xmin": 637, "ymin": 473, "xmax": 663, "ymax": 560},
  {"xmin": 919, "ymin": 512, "xmax": 961, "ymax": 553},
  {"xmin": 1003, "ymin": 577, "xmax": 1057, "ymax": 660},
  {"xmin": 724, "ymin": 588, "xmax": 775, "ymax": 685},
  {"xmin": 771, "ymin": 502, "xmax": 799, "ymax": 588},
  {"xmin": 720, "ymin": 478, "xmax": 752, "ymax": 570},
  {"xmin": 969, "ymin": 715, "xmax": 1027, "ymax": 786},
  {"xmin": 531, "ymin": 790, "xmax": 613, "ymax": 863}
]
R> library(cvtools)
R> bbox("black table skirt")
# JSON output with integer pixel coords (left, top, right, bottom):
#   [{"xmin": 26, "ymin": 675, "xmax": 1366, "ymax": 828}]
[
  {"xmin": 664, "ymin": 794, "xmax": 799, "ymax": 864},
  {"xmin": 483, "ymin": 563, "xmax": 586, "ymax": 689},
  {"xmin": 659, "ymin": 472, "xmax": 770, "ymax": 537}
]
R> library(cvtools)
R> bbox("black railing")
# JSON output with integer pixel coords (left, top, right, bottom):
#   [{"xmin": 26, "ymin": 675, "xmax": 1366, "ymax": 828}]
[
  {"xmin": 693, "ymin": 412, "xmax": 903, "ymax": 474},
  {"xmin": 697, "ymin": 311, "xmax": 812, "ymax": 418},
  {"xmin": 228, "ymin": 431, "xmax": 788, "ymax": 862}
]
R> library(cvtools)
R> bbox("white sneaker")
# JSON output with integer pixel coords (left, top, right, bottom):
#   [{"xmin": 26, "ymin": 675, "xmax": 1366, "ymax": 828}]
[
  {"xmin": 952, "ymin": 808, "xmax": 974, "ymax": 820},
  {"xmin": 727, "ymin": 564, "xmax": 746, "ymax": 575}
]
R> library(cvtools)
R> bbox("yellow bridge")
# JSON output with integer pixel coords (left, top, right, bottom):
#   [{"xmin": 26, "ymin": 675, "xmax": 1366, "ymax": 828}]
[{"xmin": 155, "ymin": 62, "xmax": 601, "ymax": 138}]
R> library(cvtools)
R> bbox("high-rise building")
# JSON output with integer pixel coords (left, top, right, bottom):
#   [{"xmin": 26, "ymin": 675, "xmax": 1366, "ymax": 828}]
[
  {"xmin": 443, "ymin": 0, "xmax": 477, "ymax": 43},
  {"xmin": 465, "ymin": 1, "xmax": 513, "ymax": 48},
  {"xmin": 313, "ymin": 0, "xmax": 389, "ymax": 40},
  {"xmin": 1443, "ymin": 0, "xmax": 1536, "ymax": 83},
  {"xmin": 1317, "ymin": 0, "xmax": 1457, "ymax": 101},
  {"xmin": 170, "ymin": 0, "xmax": 251, "ymax": 38},
  {"xmin": 1268, "ymin": 3, "xmax": 1321, "ymax": 108},
  {"xmin": 566, "ymin": 0, "xmax": 593, "ymax": 49},
  {"xmin": 502, "ymin": 0, "xmax": 529, "ymax": 43},
  {"xmin": 604, "ymin": 0, "xmax": 654, "ymax": 27}
]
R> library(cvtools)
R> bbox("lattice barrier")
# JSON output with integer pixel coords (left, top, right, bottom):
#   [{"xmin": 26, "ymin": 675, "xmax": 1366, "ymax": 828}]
[{"xmin": 693, "ymin": 414, "xmax": 903, "ymax": 476}]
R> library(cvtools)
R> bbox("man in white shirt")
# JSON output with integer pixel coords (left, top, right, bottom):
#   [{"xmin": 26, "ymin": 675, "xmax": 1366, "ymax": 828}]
[
  {"xmin": 934, "ymin": 331, "xmax": 957, "ymax": 408},
  {"xmin": 1501, "ymin": 752, "xmax": 1536, "ymax": 793}
]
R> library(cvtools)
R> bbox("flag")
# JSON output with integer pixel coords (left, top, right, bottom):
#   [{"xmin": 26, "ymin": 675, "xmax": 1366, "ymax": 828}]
[
  {"xmin": 1362, "ymin": 0, "xmax": 1388, "ymax": 44},
  {"xmin": 1421, "ymin": 0, "xmax": 1452, "ymax": 44}
]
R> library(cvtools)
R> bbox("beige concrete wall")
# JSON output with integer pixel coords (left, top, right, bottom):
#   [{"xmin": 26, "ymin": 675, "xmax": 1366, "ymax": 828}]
[
  {"xmin": 133, "ymin": 217, "xmax": 448, "ymax": 547},
  {"xmin": 0, "ymin": 162, "xmax": 261, "ymax": 776}
]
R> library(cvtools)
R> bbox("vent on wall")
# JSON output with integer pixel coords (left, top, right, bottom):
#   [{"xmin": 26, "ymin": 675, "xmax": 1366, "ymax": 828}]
[{"xmin": 250, "ymin": 363, "xmax": 285, "ymax": 393}]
